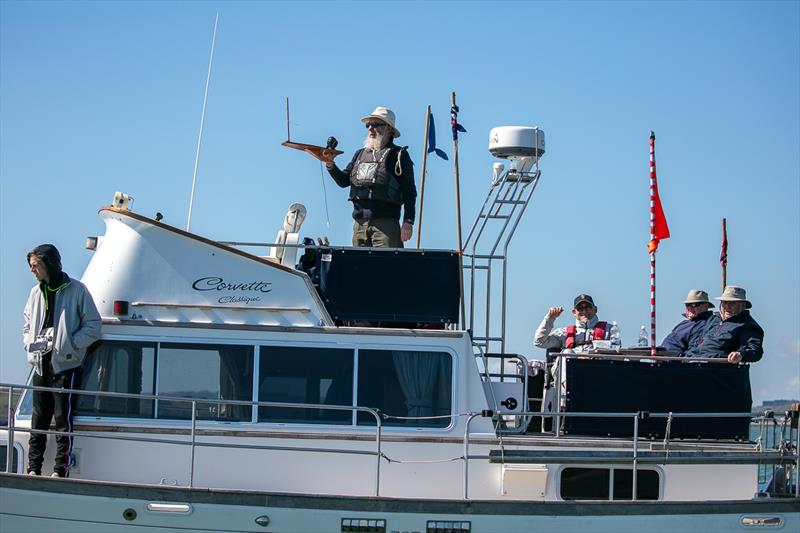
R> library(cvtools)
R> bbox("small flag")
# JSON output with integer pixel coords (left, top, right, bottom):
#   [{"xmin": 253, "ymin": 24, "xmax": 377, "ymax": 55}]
[
  {"xmin": 720, "ymin": 221, "xmax": 728, "ymax": 268},
  {"xmin": 427, "ymin": 113, "xmax": 448, "ymax": 160},
  {"xmin": 450, "ymin": 104, "xmax": 467, "ymax": 141},
  {"xmin": 647, "ymin": 132, "xmax": 670, "ymax": 253}
]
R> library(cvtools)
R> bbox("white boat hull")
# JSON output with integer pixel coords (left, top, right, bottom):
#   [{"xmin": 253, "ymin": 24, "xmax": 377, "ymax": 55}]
[{"xmin": 2, "ymin": 474, "xmax": 798, "ymax": 533}]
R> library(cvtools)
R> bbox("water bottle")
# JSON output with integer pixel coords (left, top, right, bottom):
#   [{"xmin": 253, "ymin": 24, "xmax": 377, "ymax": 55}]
[
  {"xmin": 610, "ymin": 321, "xmax": 621, "ymax": 351},
  {"xmin": 638, "ymin": 325, "xmax": 649, "ymax": 347}
]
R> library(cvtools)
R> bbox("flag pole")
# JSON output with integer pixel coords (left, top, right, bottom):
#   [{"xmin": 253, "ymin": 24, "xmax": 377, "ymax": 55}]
[
  {"xmin": 451, "ymin": 92, "xmax": 464, "ymax": 251},
  {"xmin": 451, "ymin": 92, "xmax": 466, "ymax": 327},
  {"xmin": 649, "ymin": 131, "xmax": 658, "ymax": 357},
  {"xmin": 721, "ymin": 218, "xmax": 728, "ymax": 290},
  {"xmin": 416, "ymin": 105, "xmax": 431, "ymax": 249}
]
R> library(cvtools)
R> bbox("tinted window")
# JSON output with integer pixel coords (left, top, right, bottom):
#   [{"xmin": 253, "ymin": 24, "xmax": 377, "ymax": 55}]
[
  {"xmin": 77, "ymin": 341, "xmax": 156, "ymax": 418},
  {"xmin": 613, "ymin": 469, "xmax": 660, "ymax": 500},
  {"xmin": 157, "ymin": 343, "xmax": 253, "ymax": 421},
  {"xmin": 357, "ymin": 350, "xmax": 452, "ymax": 428},
  {"xmin": 0, "ymin": 444, "xmax": 20, "ymax": 473},
  {"xmin": 258, "ymin": 346, "xmax": 353, "ymax": 424},
  {"xmin": 560, "ymin": 467, "xmax": 660, "ymax": 500},
  {"xmin": 561, "ymin": 467, "xmax": 610, "ymax": 500}
]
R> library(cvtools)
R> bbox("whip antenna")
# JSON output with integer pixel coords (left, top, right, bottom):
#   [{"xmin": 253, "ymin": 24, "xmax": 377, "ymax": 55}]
[{"xmin": 186, "ymin": 13, "xmax": 219, "ymax": 231}]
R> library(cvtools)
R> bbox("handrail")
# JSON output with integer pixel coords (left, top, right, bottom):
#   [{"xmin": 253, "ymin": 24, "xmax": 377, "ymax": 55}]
[
  {"xmin": 0, "ymin": 382, "xmax": 383, "ymax": 495},
  {"xmin": 2, "ymin": 382, "xmax": 797, "ymax": 501},
  {"xmin": 466, "ymin": 409, "xmax": 799, "ymax": 500}
]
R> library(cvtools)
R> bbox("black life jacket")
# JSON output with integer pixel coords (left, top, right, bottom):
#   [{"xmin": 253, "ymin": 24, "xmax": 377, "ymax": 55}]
[{"xmin": 348, "ymin": 146, "xmax": 404, "ymax": 205}]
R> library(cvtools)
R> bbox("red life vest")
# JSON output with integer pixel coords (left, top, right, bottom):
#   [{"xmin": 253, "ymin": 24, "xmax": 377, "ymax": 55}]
[{"xmin": 565, "ymin": 322, "xmax": 608, "ymax": 349}]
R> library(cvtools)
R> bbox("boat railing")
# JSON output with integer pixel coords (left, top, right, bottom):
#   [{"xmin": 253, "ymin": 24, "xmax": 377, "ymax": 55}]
[
  {"xmin": 0, "ymin": 382, "xmax": 383, "ymax": 495},
  {"xmin": 469, "ymin": 408, "xmax": 800, "ymax": 500},
  {"xmin": 2, "ymin": 382, "xmax": 797, "ymax": 501}
]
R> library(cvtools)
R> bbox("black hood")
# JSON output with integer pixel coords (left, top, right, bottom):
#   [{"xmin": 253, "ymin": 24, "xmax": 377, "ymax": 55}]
[{"xmin": 27, "ymin": 243, "xmax": 62, "ymax": 282}]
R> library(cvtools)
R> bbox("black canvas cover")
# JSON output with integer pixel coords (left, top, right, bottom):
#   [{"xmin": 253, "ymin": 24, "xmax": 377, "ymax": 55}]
[
  {"xmin": 302, "ymin": 247, "xmax": 460, "ymax": 324},
  {"xmin": 563, "ymin": 358, "xmax": 752, "ymax": 440}
]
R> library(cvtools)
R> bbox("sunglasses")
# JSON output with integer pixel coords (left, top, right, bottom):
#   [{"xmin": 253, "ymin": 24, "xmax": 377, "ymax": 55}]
[
  {"xmin": 685, "ymin": 302, "xmax": 707, "ymax": 308},
  {"xmin": 575, "ymin": 304, "xmax": 593, "ymax": 311},
  {"xmin": 365, "ymin": 122, "xmax": 386, "ymax": 130}
]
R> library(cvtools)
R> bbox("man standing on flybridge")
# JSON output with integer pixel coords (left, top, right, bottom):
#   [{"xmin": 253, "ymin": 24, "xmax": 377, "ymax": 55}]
[
  {"xmin": 23, "ymin": 244, "xmax": 101, "ymax": 477},
  {"xmin": 325, "ymin": 106, "xmax": 417, "ymax": 248}
]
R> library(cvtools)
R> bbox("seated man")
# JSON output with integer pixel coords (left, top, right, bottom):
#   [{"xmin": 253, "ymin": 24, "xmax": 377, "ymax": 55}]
[
  {"xmin": 534, "ymin": 293, "xmax": 614, "ymax": 354},
  {"xmin": 534, "ymin": 293, "xmax": 615, "ymax": 415},
  {"xmin": 683, "ymin": 286, "xmax": 764, "ymax": 363},
  {"xmin": 660, "ymin": 289, "xmax": 717, "ymax": 354}
]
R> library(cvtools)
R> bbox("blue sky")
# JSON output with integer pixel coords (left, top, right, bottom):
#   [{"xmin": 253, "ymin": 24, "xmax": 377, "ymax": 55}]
[{"xmin": 1, "ymin": 0, "xmax": 798, "ymax": 404}]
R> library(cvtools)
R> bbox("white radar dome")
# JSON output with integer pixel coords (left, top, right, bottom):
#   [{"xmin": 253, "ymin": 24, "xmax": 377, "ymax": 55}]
[{"xmin": 488, "ymin": 126, "xmax": 545, "ymax": 160}]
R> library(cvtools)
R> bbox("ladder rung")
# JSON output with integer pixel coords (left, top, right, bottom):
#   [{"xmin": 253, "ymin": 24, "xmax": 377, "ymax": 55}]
[
  {"xmin": 495, "ymin": 200, "xmax": 525, "ymax": 205},
  {"xmin": 479, "ymin": 214, "xmax": 511, "ymax": 219},
  {"xmin": 473, "ymin": 336, "xmax": 504, "ymax": 342}
]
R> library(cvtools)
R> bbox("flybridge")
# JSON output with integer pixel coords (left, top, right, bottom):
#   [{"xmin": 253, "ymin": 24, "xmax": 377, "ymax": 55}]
[{"xmin": 82, "ymin": 206, "xmax": 461, "ymax": 329}]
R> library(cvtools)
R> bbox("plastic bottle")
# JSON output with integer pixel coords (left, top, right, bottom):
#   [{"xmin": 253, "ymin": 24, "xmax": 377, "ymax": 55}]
[
  {"xmin": 638, "ymin": 325, "xmax": 649, "ymax": 347},
  {"xmin": 610, "ymin": 321, "xmax": 621, "ymax": 351}
]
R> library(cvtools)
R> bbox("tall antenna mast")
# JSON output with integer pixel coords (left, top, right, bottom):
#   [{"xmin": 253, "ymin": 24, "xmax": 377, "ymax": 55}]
[{"xmin": 186, "ymin": 12, "xmax": 219, "ymax": 231}]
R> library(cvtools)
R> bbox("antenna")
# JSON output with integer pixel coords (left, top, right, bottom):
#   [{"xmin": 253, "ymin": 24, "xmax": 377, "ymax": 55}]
[
  {"xmin": 285, "ymin": 97, "xmax": 291, "ymax": 141},
  {"xmin": 186, "ymin": 13, "xmax": 219, "ymax": 232}
]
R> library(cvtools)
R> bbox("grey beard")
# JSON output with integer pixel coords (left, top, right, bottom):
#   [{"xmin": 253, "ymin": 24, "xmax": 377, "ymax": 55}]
[{"xmin": 363, "ymin": 132, "xmax": 388, "ymax": 151}]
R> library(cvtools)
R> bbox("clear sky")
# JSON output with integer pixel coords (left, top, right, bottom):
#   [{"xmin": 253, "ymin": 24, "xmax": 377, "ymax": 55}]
[{"xmin": 1, "ymin": 0, "xmax": 798, "ymax": 404}]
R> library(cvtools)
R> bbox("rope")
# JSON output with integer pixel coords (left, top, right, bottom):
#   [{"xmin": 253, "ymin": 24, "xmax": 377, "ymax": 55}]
[
  {"xmin": 394, "ymin": 146, "xmax": 406, "ymax": 176},
  {"xmin": 381, "ymin": 411, "xmax": 473, "ymax": 421},
  {"xmin": 318, "ymin": 162, "xmax": 331, "ymax": 228},
  {"xmin": 663, "ymin": 412, "xmax": 673, "ymax": 461}
]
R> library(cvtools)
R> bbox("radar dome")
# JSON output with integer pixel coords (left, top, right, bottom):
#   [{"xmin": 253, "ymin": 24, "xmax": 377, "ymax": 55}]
[{"xmin": 488, "ymin": 126, "xmax": 545, "ymax": 160}]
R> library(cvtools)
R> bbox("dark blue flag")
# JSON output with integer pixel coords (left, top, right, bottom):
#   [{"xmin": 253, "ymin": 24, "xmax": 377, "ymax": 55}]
[
  {"xmin": 427, "ymin": 112, "xmax": 448, "ymax": 160},
  {"xmin": 451, "ymin": 104, "xmax": 467, "ymax": 141}
]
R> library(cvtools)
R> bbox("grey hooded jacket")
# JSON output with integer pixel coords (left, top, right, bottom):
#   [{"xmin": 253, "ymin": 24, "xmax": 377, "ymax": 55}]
[{"xmin": 23, "ymin": 273, "xmax": 101, "ymax": 375}]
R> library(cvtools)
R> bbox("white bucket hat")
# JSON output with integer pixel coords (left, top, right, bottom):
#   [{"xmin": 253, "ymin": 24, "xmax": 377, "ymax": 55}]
[
  {"xmin": 715, "ymin": 286, "xmax": 752, "ymax": 309},
  {"xmin": 361, "ymin": 106, "xmax": 400, "ymax": 138},
  {"xmin": 682, "ymin": 289, "xmax": 714, "ymax": 307}
]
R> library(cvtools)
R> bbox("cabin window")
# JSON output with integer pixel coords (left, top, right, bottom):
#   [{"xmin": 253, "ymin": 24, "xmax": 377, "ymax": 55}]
[
  {"xmin": 77, "ymin": 340, "xmax": 157, "ymax": 418},
  {"xmin": 156, "ymin": 343, "xmax": 254, "ymax": 422},
  {"xmin": 560, "ymin": 467, "xmax": 660, "ymax": 500},
  {"xmin": 356, "ymin": 349, "xmax": 452, "ymax": 428},
  {"xmin": 258, "ymin": 346, "xmax": 354, "ymax": 424}
]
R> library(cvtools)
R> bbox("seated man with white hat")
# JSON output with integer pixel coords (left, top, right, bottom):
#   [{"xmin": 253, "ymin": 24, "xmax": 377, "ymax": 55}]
[
  {"xmin": 326, "ymin": 106, "xmax": 416, "ymax": 248},
  {"xmin": 660, "ymin": 289, "xmax": 717, "ymax": 354},
  {"xmin": 683, "ymin": 286, "xmax": 764, "ymax": 363}
]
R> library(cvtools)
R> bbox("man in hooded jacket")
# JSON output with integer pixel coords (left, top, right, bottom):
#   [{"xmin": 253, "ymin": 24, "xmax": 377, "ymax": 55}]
[{"xmin": 23, "ymin": 244, "xmax": 101, "ymax": 477}]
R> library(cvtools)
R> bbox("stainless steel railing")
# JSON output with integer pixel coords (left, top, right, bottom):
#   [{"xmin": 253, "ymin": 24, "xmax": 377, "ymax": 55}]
[
  {"xmin": 2, "ymin": 381, "xmax": 797, "ymax": 501},
  {"xmin": 1, "ymin": 383, "xmax": 383, "ymax": 495}
]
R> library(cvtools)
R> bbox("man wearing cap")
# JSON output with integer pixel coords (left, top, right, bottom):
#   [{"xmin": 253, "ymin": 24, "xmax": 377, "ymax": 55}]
[
  {"xmin": 23, "ymin": 244, "xmax": 101, "ymax": 477},
  {"xmin": 325, "ymin": 106, "xmax": 416, "ymax": 248},
  {"xmin": 660, "ymin": 289, "xmax": 718, "ymax": 354},
  {"xmin": 683, "ymin": 286, "xmax": 764, "ymax": 363},
  {"xmin": 534, "ymin": 294, "xmax": 615, "ymax": 354}
]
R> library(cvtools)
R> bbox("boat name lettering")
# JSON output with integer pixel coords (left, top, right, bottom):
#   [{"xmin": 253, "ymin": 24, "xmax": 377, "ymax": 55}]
[
  {"xmin": 218, "ymin": 295, "xmax": 262, "ymax": 305},
  {"xmin": 192, "ymin": 277, "xmax": 273, "ymax": 293}
]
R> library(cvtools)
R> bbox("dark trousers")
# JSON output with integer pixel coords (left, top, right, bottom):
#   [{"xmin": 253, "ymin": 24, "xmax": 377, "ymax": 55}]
[{"xmin": 29, "ymin": 367, "xmax": 80, "ymax": 477}]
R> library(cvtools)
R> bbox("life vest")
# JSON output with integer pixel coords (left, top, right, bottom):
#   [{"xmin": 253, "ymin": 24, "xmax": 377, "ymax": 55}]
[
  {"xmin": 565, "ymin": 321, "xmax": 608, "ymax": 349},
  {"xmin": 348, "ymin": 146, "xmax": 405, "ymax": 205}
]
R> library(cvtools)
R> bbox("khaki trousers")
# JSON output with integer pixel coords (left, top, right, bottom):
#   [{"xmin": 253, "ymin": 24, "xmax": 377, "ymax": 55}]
[{"xmin": 353, "ymin": 218, "xmax": 402, "ymax": 248}]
